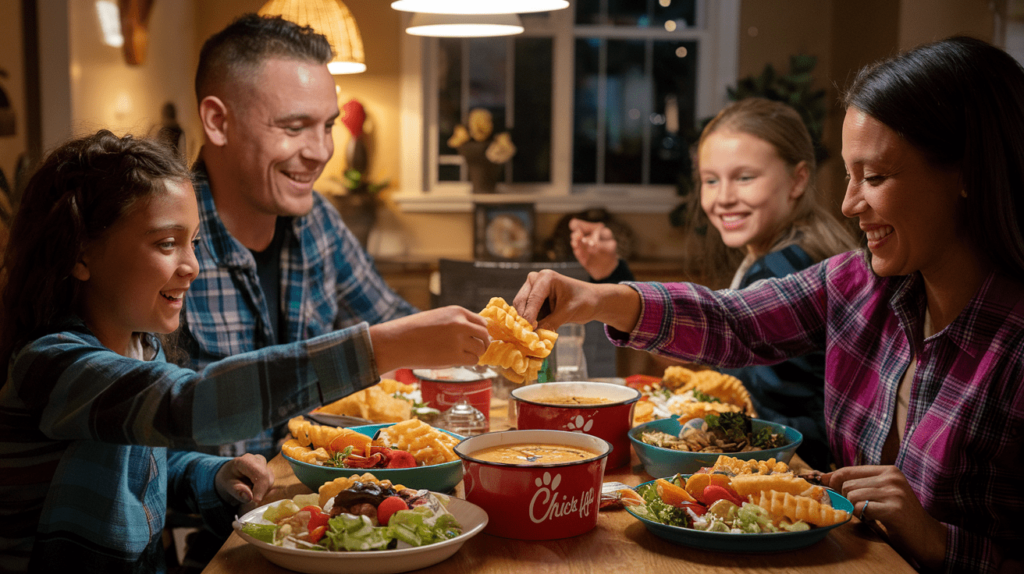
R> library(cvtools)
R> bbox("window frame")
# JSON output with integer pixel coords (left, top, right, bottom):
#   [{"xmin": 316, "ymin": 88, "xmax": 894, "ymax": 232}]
[{"xmin": 395, "ymin": 0, "xmax": 739, "ymax": 214}]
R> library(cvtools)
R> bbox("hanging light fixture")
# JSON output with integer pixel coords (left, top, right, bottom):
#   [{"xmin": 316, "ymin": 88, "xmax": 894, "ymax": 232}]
[
  {"xmin": 405, "ymin": 13, "xmax": 524, "ymax": 37},
  {"xmin": 258, "ymin": 0, "xmax": 366, "ymax": 74},
  {"xmin": 391, "ymin": 0, "xmax": 568, "ymax": 15}
]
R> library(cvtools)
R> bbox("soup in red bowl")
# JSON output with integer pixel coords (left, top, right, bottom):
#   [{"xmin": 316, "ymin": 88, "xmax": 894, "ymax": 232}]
[
  {"xmin": 510, "ymin": 382, "xmax": 640, "ymax": 469},
  {"xmin": 455, "ymin": 429, "xmax": 611, "ymax": 540}
]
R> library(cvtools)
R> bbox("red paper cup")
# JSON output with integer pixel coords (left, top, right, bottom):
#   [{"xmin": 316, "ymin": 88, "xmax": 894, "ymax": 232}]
[
  {"xmin": 510, "ymin": 382, "xmax": 640, "ymax": 469},
  {"xmin": 413, "ymin": 368, "xmax": 494, "ymax": 422},
  {"xmin": 455, "ymin": 429, "xmax": 611, "ymax": 540}
]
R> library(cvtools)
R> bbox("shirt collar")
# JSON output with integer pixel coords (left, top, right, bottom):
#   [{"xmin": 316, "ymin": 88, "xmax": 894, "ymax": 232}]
[{"xmin": 888, "ymin": 270, "xmax": 1019, "ymax": 359}]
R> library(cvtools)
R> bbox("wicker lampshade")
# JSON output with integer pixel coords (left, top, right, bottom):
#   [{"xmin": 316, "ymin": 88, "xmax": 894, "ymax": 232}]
[
  {"xmin": 258, "ymin": 0, "xmax": 366, "ymax": 74},
  {"xmin": 391, "ymin": 0, "xmax": 568, "ymax": 14}
]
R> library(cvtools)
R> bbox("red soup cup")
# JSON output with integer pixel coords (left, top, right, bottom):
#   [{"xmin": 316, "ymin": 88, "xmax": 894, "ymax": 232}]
[
  {"xmin": 413, "ymin": 367, "xmax": 495, "ymax": 424},
  {"xmin": 510, "ymin": 382, "xmax": 640, "ymax": 470},
  {"xmin": 455, "ymin": 429, "xmax": 611, "ymax": 540}
]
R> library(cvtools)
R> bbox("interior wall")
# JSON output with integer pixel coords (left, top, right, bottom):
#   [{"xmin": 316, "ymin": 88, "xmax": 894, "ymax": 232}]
[
  {"xmin": 0, "ymin": 0, "xmax": 26, "ymax": 193},
  {"xmin": 68, "ymin": 0, "xmax": 198, "ymax": 152}
]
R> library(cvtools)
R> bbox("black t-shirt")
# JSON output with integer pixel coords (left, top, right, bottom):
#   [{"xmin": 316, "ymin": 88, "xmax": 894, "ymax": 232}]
[{"xmin": 249, "ymin": 217, "xmax": 290, "ymax": 344}]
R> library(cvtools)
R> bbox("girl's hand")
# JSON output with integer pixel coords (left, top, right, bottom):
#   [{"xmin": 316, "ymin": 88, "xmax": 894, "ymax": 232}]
[
  {"xmin": 569, "ymin": 219, "xmax": 619, "ymax": 281},
  {"xmin": 215, "ymin": 453, "xmax": 274, "ymax": 514},
  {"xmin": 822, "ymin": 465, "xmax": 947, "ymax": 570},
  {"xmin": 370, "ymin": 306, "xmax": 490, "ymax": 373},
  {"xmin": 513, "ymin": 269, "xmax": 641, "ymax": 334}
]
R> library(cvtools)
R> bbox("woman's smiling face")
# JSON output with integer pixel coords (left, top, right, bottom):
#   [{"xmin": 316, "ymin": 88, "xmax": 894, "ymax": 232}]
[
  {"xmin": 699, "ymin": 130, "xmax": 808, "ymax": 257},
  {"xmin": 840, "ymin": 108, "xmax": 963, "ymax": 278}
]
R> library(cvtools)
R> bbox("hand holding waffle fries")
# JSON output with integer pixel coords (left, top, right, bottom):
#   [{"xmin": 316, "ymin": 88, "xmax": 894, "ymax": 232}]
[{"xmin": 477, "ymin": 297, "xmax": 558, "ymax": 383}]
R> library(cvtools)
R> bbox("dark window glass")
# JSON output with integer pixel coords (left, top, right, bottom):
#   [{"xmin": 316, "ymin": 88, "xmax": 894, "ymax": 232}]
[
  {"xmin": 604, "ymin": 39, "xmax": 645, "ymax": 184},
  {"xmin": 573, "ymin": 38, "xmax": 600, "ymax": 184},
  {"xmin": 650, "ymin": 40, "xmax": 697, "ymax": 185},
  {"xmin": 437, "ymin": 38, "xmax": 462, "ymax": 156},
  {"xmin": 576, "ymin": 0, "xmax": 697, "ymax": 29},
  {"xmin": 512, "ymin": 37, "xmax": 553, "ymax": 183},
  {"xmin": 467, "ymin": 38, "xmax": 507, "ymax": 138},
  {"xmin": 438, "ymin": 163, "xmax": 461, "ymax": 182}
]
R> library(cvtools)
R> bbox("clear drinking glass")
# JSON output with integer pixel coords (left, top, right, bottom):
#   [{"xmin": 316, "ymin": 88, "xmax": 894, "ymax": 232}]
[{"xmin": 555, "ymin": 323, "xmax": 588, "ymax": 381}]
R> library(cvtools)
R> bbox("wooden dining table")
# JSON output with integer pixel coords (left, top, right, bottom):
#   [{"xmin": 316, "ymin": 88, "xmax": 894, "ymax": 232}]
[{"xmin": 202, "ymin": 397, "xmax": 918, "ymax": 574}]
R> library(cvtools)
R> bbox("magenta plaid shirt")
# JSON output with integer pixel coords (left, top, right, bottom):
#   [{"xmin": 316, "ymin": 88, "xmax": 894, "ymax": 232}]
[{"xmin": 611, "ymin": 250, "xmax": 1024, "ymax": 573}]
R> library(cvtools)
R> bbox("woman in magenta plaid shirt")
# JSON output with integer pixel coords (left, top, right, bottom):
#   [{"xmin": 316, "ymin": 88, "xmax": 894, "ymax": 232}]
[{"xmin": 514, "ymin": 37, "xmax": 1024, "ymax": 573}]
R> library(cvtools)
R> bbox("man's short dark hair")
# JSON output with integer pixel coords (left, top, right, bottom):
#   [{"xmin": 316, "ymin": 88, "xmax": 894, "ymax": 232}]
[{"xmin": 195, "ymin": 13, "xmax": 333, "ymax": 103}]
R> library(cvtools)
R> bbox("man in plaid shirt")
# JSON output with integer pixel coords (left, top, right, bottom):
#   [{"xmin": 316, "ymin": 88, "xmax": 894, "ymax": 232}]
[{"xmin": 183, "ymin": 15, "xmax": 487, "ymax": 458}]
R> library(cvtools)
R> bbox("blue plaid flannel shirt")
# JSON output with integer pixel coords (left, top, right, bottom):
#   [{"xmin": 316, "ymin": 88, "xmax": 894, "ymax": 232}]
[{"xmin": 181, "ymin": 164, "xmax": 418, "ymax": 455}]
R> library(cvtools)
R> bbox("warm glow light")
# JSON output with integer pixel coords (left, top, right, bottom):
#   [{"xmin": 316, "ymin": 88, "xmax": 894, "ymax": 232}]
[
  {"xmin": 664, "ymin": 20, "xmax": 677, "ymax": 32},
  {"xmin": 258, "ymin": 0, "xmax": 366, "ymax": 75},
  {"xmin": 95, "ymin": 0, "xmax": 124, "ymax": 48},
  {"xmin": 392, "ymin": 0, "xmax": 568, "ymax": 15},
  {"xmin": 406, "ymin": 13, "xmax": 524, "ymax": 37}
]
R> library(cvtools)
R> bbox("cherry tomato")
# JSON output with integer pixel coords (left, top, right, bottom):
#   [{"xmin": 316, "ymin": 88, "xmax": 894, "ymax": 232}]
[
  {"xmin": 300, "ymin": 505, "xmax": 330, "ymax": 532},
  {"xmin": 376, "ymin": 496, "xmax": 409, "ymax": 526}
]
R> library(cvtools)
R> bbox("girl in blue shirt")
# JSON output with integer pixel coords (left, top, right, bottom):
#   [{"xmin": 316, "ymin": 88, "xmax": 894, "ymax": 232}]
[{"xmin": 0, "ymin": 130, "xmax": 488, "ymax": 573}]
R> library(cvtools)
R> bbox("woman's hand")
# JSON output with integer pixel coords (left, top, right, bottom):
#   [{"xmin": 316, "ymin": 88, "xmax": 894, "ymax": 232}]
[
  {"xmin": 513, "ymin": 269, "xmax": 641, "ymax": 333},
  {"xmin": 822, "ymin": 465, "xmax": 947, "ymax": 570},
  {"xmin": 569, "ymin": 219, "xmax": 619, "ymax": 281},
  {"xmin": 370, "ymin": 306, "xmax": 490, "ymax": 373},
  {"xmin": 215, "ymin": 453, "xmax": 274, "ymax": 514}
]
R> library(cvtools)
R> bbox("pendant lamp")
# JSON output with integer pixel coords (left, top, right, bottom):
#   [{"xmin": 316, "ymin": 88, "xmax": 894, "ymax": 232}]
[
  {"xmin": 405, "ymin": 13, "xmax": 524, "ymax": 37},
  {"xmin": 258, "ymin": 0, "xmax": 366, "ymax": 74},
  {"xmin": 391, "ymin": 0, "xmax": 569, "ymax": 15}
]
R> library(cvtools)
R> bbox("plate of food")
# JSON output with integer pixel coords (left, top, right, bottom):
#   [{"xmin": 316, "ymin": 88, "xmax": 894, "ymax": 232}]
[
  {"xmin": 629, "ymin": 366, "xmax": 754, "ymax": 426},
  {"xmin": 234, "ymin": 473, "xmax": 488, "ymax": 574},
  {"xmin": 624, "ymin": 455, "xmax": 852, "ymax": 553},
  {"xmin": 309, "ymin": 378, "xmax": 440, "ymax": 427},
  {"xmin": 282, "ymin": 417, "xmax": 465, "ymax": 493}
]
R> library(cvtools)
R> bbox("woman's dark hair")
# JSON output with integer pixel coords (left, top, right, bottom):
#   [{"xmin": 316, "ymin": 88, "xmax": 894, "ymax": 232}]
[
  {"xmin": 195, "ymin": 14, "xmax": 334, "ymax": 103},
  {"xmin": 0, "ymin": 130, "xmax": 191, "ymax": 367},
  {"xmin": 844, "ymin": 36, "xmax": 1024, "ymax": 281}
]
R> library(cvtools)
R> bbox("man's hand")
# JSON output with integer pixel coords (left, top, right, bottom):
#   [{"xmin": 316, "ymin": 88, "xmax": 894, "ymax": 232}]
[{"xmin": 370, "ymin": 306, "xmax": 490, "ymax": 373}]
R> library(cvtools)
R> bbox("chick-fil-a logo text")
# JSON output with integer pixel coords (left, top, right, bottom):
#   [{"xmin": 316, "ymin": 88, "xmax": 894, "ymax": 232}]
[{"xmin": 528, "ymin": 471, "xmax": 596, "ymax": 523}]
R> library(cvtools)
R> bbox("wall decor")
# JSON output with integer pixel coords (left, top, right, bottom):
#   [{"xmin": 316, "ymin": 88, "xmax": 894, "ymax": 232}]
[{"xmin": 474, "ymin": 202, "xmax": 534, "ymax": 262}]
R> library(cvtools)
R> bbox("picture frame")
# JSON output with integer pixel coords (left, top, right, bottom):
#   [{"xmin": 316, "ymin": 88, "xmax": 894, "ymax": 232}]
[{"xmin": 473, "ymin": 203, "xmax": 535, "ymax": 262}]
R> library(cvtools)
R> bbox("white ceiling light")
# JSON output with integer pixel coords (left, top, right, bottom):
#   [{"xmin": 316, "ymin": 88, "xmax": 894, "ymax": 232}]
[
  {"xmin": 406, "ymin": 13, "xmax": 524, "ymax": 37},
  {"xmin": 391, "ymin": 0, "xmax": 568, "ymax": 15}
]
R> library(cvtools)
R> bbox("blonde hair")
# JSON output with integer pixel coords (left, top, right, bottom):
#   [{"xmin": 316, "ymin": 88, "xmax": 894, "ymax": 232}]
[{"xmin": 686, "ymin": 98, "xmax": 856, "ymax": 282}]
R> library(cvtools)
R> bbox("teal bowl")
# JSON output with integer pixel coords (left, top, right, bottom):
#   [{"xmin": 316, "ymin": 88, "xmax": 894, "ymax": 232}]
[
  {"xmin": 283, "ymin": 423, "xmax": 465, "ymax": 494},
  {"xmin": 628, "ymin": 417, "xmax": 802, "ymax": 477}
]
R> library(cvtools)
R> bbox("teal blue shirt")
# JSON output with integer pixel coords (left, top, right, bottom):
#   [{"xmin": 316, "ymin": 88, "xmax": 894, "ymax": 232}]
[{"xmin": 0, "ymin": 318, "xmax": 378, "ymax": 573}]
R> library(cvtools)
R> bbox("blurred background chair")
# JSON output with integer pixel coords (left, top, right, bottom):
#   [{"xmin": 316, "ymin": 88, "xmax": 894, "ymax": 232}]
[{"xmin": 433, "ymin": 259, "xmax": 616, "ymax": 378}]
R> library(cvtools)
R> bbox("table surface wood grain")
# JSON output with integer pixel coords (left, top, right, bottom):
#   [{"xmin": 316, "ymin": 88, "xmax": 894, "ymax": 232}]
[{"xmin": 202, "ymin": 400, "xmax": 917, "ymax": 574}]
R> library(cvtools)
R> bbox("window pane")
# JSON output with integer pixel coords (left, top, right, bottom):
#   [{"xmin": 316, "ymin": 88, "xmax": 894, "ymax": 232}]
[
  {"xmin": 437, "ymin": 39, "xmax": 462, "ymax": 156},
  {"xmin": 575, "ymin": 0, "xmax": 697, "ymax": 28},
  {"xmin": 604, "ymin": 39, "xmax": 646, "ymax": 184},
  {"xmin": 467, "ymin": 38, "xmax": 508, "ymax": 136},
  {"xmin": 438, "ymin": 163, "xmax": 461, "ymax": 182},
  {"xmin": 573, "ymin": 38, "xmax": 600, "ymax": 184},
  {"xmin": 512, "ymin": 37, "xmax": 553, "ymax": 183},
  {"xmin": 650, "ymin": 40, "xmax": 697, "ymax": 185}
]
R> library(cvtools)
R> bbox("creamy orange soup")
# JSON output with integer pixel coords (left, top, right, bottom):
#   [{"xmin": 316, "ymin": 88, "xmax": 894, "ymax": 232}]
[
  {"xmin": 533, "ymin": 396, "xmax": 614, "ymax": 406},
  {"xmin": 472, "ymin": 443, "xmax": 599, "ymax": 465}
]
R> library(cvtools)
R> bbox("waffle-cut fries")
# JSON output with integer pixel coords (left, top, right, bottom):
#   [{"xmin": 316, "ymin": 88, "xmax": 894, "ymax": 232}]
[
  {"xmin": 671, "ymin": 400, "xmax": 744, "ymax": 422},
  {"xmin": 710, "ymin": 455, "xmax": 790, "ymax": 476},
  {"xmin": 632, "ymin": 401, "xmax": 656, "ymax": 425},
  {"xmin": 681, "ymin": 370, "xmax": 752, "ymax": 410},
  {"xmin": 730, "ymin": 474, "xmax": 830, "ymax": 505},
  {"xmin": 375, "ymin": 419, "xmax": 461, "ymax": 466},
  {"xmin": 281, "ymin": 439, "xmax": 331, "ymax": 464},
  {"xmin": 318, "ymin": 473, "xmax": 406, "ymax": 508},
  {"xmin": 288, "ymin": 416, "xmax": 371, "ymax": 453},
  {"xmin": 662, "ymin": 366, "xmax": 698, "ymax": 389},
  {"xmin": 315, "ymin": 379, "xmax": 413, "ymax": 422},
  {"xmin": 477, "ymin": 297, "xmax": 558, "ymax": 383},
  {"xmin": 754, "ymin": 490, "xmax": 850, "ymax": 527}
]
